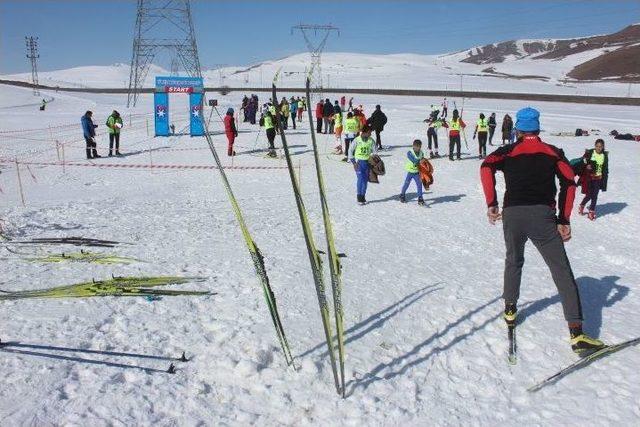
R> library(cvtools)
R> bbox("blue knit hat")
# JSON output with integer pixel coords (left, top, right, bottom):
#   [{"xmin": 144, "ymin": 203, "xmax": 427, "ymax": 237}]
[
  {"xmin": 227, "ymin": 107, "xmax": 234, "ymax": 114},
  {"xmin": 515, "ymin": 107, "xmax": 540, "ymax": 132}
]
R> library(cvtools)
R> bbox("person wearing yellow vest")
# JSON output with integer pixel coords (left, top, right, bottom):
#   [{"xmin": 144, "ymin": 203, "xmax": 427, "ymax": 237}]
[
  {"xmin": 473, "ymin": 113, "xmax": 490, "ymax": 159},
  {"xmin": 262, "ymin": 103, "xmax": 277, "ymax": 157},
  {"xmin": 342, "ymin": 112, "xmax": 360, "ymax": 162},
  {"xmin": 400, "ymin": 139, "xmax": 425, "ymax": 205},
  {"xmin": 348, "ymin": 125, "xmax": 377, "ymax": 204},
  {"xmin": 578, "ymin": 139, "xmax": 609, "ymax": 220},
  {"xmin": 280, "ymin": 98, "xmax": 290, "ymax": 130},
  {"xmin": 333, "ymin": 110, "xmax": 343, "ymax": 154},
  {"xmin": 443, "ymin": 109, "xmax": 466, "ymax": 160},
  {"xmin": 106, "ymin": 110, "xmax": 123, "ymax": 157}
]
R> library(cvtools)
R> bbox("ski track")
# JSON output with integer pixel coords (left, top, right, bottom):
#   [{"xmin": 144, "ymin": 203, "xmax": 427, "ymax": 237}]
[{"xmin": 1, "ymin": 85, "xmax": 640, "ymax": 425}]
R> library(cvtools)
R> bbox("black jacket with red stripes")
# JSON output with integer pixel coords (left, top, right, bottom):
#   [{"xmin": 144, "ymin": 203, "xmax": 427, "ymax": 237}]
[{"xmin": 480, "ymin": 135, "xmax": 577, "ymax": 225}]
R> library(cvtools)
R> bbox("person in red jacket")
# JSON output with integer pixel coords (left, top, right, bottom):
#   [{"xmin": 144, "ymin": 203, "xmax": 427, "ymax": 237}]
[
  {"xmin": 224, "ymin": 108, "xmax": 238, "ymax": 156},
  {"xmin": 315, "ymin": 101, "xmax": 324, "ymax": 134}
]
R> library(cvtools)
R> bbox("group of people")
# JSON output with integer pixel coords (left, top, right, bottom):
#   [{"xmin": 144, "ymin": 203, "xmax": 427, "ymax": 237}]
[
  {"xmin": 424, "ymin": 107, "xmax": 516, "ymax": 161},
  {"xmin": 80, "ymin": 110, "xmax": 123, "ymax": 159}
]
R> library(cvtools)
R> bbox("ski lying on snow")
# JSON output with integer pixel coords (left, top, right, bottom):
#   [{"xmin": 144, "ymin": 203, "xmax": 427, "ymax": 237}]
[
  {"xmin": 528, "ymin": 337, "xmax": 640, "ymax": 392},
  {"xmin": 507, "ymin": 324, "xmax": 517, "ymax": 365}
]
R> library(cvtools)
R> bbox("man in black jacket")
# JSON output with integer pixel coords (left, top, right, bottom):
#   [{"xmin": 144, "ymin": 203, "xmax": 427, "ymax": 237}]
[
  {"xmin": 367, "ymin": 105, "xmax": 388, "ymax": 150},
  {"xmin": 480, "ymin": 107, "xmax": 604, "ymax": 354},
  {"xmin": 322, "ymin": 99, "xmax": 333, "ymax": 134}
]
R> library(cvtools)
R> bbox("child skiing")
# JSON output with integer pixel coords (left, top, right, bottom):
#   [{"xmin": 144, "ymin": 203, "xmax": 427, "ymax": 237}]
[
  {"xmin": 400, "ymin": 139, "xmax": 425, "ymax": 205},
  {"xmin": 348, "ymin": 125, "xmax": 377, "ymax": 205}
]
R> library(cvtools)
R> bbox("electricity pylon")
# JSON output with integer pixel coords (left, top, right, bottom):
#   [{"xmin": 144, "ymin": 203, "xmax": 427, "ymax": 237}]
[{"xmin": 291, "ymin": 24, "xmax": 339, "ymax": 99}]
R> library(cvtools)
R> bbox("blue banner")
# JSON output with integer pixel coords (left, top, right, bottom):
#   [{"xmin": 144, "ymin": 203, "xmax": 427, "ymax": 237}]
[
  {"xmin": 189, "ymin": 92, "xmax": 204, "ymax": 136},
  {"xmin": 154, "ymin": 92, "xmax": 169, "ymax": 136},
  {"xmin": 155, "ymin": 76, "xmax": 204, "ymax": 93}
]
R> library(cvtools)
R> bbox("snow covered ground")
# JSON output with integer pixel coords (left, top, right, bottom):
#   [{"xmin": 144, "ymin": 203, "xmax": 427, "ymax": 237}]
[{"xmin": 1, "ymin": 83, "xmax": 639, "ymax": 425}]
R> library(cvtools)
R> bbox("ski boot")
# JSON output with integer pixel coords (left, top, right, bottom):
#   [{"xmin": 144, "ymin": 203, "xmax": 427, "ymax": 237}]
[
  {"xmin": 434, "ymin": 152, "xmax": 440, "ymax": 158},
  {"xmin": 570, "ymin": 326, "xmax": 604, "ymax": 354},
  {"xmin": 588, "ymin": 210, "xmax": 596, "ymax": 221},
  {"xmin": 399, "ymin": 194, "xmax": 406, "ymax": 203},
  {"xmin": 341, "ymin": 157, "xmax": 348, "ymax": 162},
  {"xmin": 418, "ymin": 197, "xmax": 425, "ymax": 206},
  {"xmin": 503, "ymin": 303, "xmax": 517, "ymax": 327},
  {"xmin": 108, "ymin": 151, "xmax": 113, "ymax": 157},
  {"xmin": 449, "ymin": 156, "xmax": 454, "ymax": 161},
  {"xmin": 334, "ymin": 145, "xmax": 343, "ymax": 155},
  {"xmin": 357, "ymin": 195, "xmax": 366, "ymax": 205},
  {"xmin": 267, "ymin": 149, "xmax": 277, "ymax": 158},
  {"xmin": 429, "ymin": 151, "xmax": 435, "ymax": 159},
  {"xmin": 578, "ymin": 204, "xmax": 585, "ymax": 215}
]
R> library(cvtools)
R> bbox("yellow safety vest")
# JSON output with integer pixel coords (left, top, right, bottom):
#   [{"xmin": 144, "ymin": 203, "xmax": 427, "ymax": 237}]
[
  {"xmin": 477, "ymin": 118, "xmax": 488, "ymax": 132},
  {"xmin": 334, "ymin": 112, "xmax": 343, "ymax": 128},
  {"xmin": 450, "ymin": 119, "xmax": 461, "ymax": 131},
  {"xmin": 264, "ymin": 114, "xmax": 274, "ymax": 130},
  {"xmin": 345, "ymin": 117, "xmax": 359, "ymax": 133},
  {"xmin": 354, "ymin": 136, "xmax": 374, "ymax": 160},
  {"xmin": 591, "ymin": 151, "xmax": 605, "ymax": 176},
  {"xmin": 405, "ymin": 150, "xmax": 424, "ymax": 173}
]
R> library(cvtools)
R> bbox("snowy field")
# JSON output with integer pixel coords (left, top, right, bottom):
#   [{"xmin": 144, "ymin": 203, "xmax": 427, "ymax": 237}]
[{"xmin": 1, "ymin": 83, "xmax": 639, "ymax": 425}]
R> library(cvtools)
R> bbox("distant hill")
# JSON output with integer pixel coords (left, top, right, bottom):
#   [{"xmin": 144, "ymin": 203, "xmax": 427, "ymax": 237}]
[{"xmin": 457, "ymin": 24, "xmax": 640, "ymax": 82}]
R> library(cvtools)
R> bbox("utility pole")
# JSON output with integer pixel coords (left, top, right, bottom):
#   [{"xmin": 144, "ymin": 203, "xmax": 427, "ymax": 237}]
[
  {"xmin": 127, "ymin": 0, "xmax": 202, "ymax": 107},
  {"xmin": 210, "ymin": 63, "xmax": 228, "ymax": 87},
  {"xmin": 291, "ymin": 24, "xmax": 339, "ymax": 100},
  {"xmin": 25, "ymin": 36, "xmax": 40, "ymax": 96}
]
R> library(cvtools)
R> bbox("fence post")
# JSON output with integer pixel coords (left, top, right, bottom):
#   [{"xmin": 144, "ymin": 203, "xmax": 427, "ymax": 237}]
[
  {"xmin": 146, "ymin": 118, "xmax": 149, "ymax": 136},
  {"xmin": 15, "ymin": 159, "xmax": 26, "ymax": 207}
]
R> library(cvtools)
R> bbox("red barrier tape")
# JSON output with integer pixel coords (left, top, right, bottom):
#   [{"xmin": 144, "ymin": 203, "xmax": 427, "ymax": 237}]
[{"xmin": 0, "ymin": 159, "xmax": 287, "ymax": 171}]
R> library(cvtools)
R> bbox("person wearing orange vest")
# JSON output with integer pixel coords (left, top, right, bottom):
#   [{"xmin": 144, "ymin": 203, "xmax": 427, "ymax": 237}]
[{"xmin": 443, "ymin": 109, "xmax": 466, "ymax": 161}]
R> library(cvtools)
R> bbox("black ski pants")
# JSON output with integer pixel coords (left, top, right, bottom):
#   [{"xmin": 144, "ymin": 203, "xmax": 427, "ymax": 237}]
[
  {"xmin": 316, "ymin": 117, "xmax": 323, "ymax": 133},
  {"xmin": 449, "ymin": 134, "xmax": 461, "ymax": 159},
  {"xmin": 478, "ymin": 131, "xmax": 488, "ymax": 157},
  {"xmin": 109, "ymin": 133, "xmax": 120, "ymax": 153},
  {"xmin": 374, "ymin": 129, "xmax": 382, "ymax": 149},
  {"xmin": 427, "ymin": 128, "xmax": 438, "ymax": 151},
  {"xmin": 489, "ymin": 127, "xmax": 496, "ymax": 144},
  {"xmin": 84, "ymin": 136, "xmax": 98, "ymax": 158},
  {"xmin": 502, "ymin": 205, "xmax": 583, "ymax": 322},
  {"xmin": 266, "ymin": 128, "xmax": 276, "ymax": 149}
]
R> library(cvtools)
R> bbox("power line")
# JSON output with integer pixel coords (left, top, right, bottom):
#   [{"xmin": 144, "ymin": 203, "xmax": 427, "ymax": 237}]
[
  {"xmin": 25, "ymin": 36, "xmax": 40, "ymax": 96},
  {"xmin": 127, "ymin": 0, "xmax": 202, "ymax": 107},
  {"xmin": 292, "ymin": 24, "xmax": 339, "ymax": 99}
]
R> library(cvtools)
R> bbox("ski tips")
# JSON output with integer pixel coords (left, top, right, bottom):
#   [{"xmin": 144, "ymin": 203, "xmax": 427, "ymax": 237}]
[
  {"xmin": 179, "ymin": 351, "xmax": 188, "ymax": 362},
  {"xmin": 167, "ymin": 363, "xmax": 176, "ymax": 374}
]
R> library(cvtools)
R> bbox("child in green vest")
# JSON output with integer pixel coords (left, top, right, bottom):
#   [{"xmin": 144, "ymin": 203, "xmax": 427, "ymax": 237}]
[{"xmin": 400, "ymin": 139, "xmax": 425, "ymax": 205}]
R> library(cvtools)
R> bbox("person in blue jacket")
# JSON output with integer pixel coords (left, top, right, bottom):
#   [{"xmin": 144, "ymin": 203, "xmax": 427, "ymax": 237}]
[
  {"xmin": 81, "ymin": 110, "xmax": 100, "ymax": 159},
  {"xmin": 400, "ymin": 139, "xmax": 425, "ymax": 205}
]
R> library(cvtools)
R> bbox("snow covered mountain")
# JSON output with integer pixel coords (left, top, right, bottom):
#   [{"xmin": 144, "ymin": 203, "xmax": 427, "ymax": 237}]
[
  {"xmin": 2, "ymin": 25, "xmax": 638, "ymax": 97},
  {"xmin": 456, "ymin": 24, "xmax": 640, "ymax": 82}
]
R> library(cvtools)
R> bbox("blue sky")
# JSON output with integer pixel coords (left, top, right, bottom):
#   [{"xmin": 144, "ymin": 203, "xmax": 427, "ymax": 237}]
[{"xmin": 1, "ymin": 1, "xmax": 638, "ymax": 74}]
